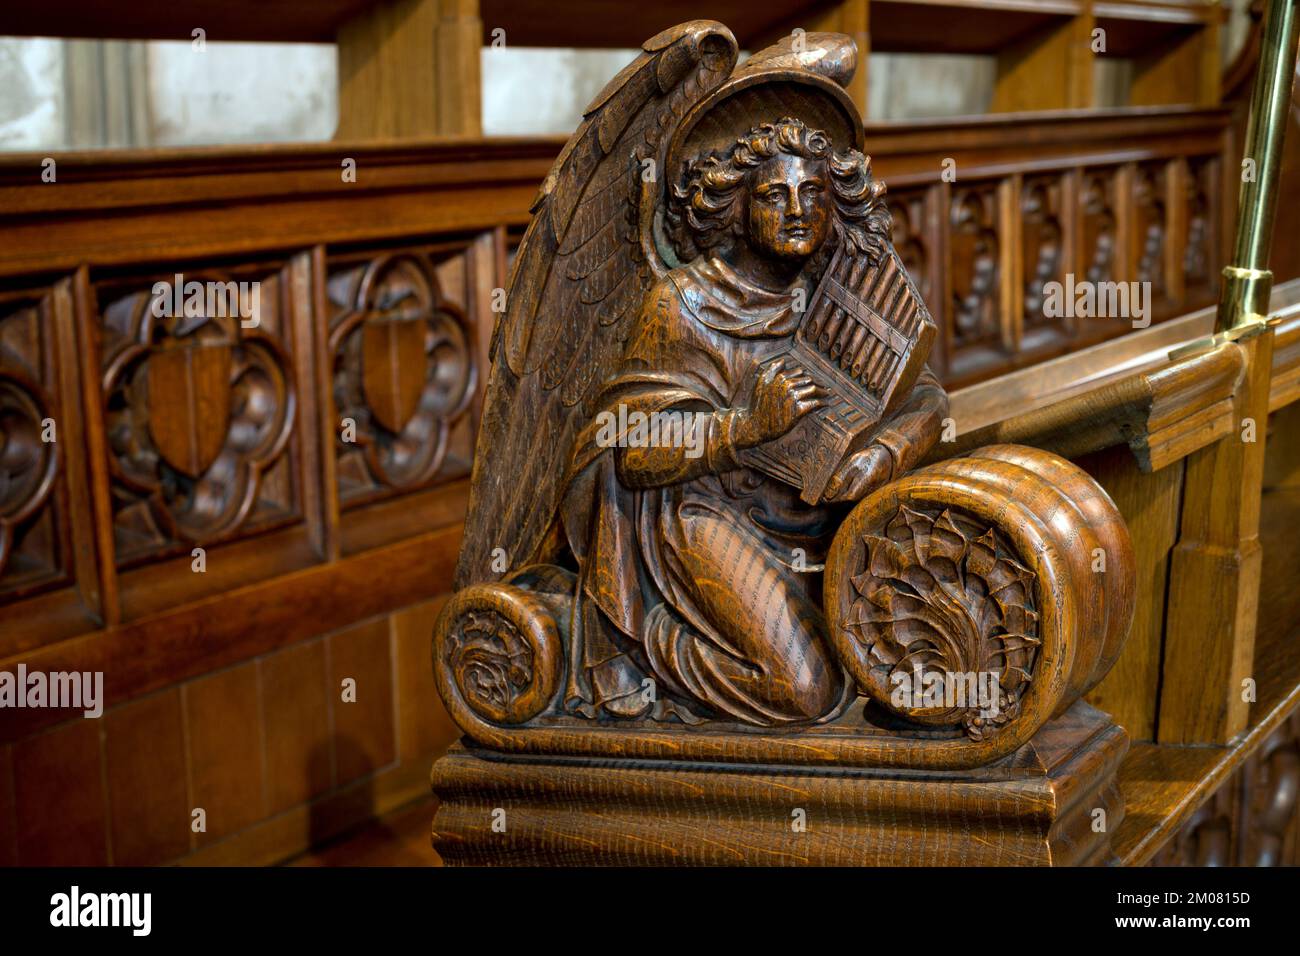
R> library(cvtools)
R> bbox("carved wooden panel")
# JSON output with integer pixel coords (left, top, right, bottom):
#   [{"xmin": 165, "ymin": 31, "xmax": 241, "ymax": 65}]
[
  {"xmin": 946, "ymin": 183, "xmax": 1005, "ymax": 381},
  {"xmin": 1238, "ymin": 711, "xmax": 1300, "ymax": 866},
  {"xmin": 1152, "ymin": 712, "xmax": 1300, "ymax": 866},
  {"xmin": 325, "ymin": 249, "xmax": 477, "ymax": 511},
  {"xmin": 1021, "ymin": 173, "xmax": 1071, "ymax": 351},
  {"xmin": 1079, "ymin": 168, "xmax": 1120, "ymax": 287},
  {"xmin": 95, "ymin": 266, "xmax": 301, "ymax": 567},
  {"xmin": 1133, "ymin": 161, "xmax": 1173, "ymax": 318},
  {"xmin": 1183, "ymin": 155, "xmax": 1220, "ymax": 307},
  {"xmin": 1150, "ymin": 771, "xmax": 1238, "ymax": 866},
  {"xmin": 890, "ymin": 187, "xmax": 943, "ymax": 373},
  {"xmin": 0, "ymin": 289, "xmax": 66, "ymax": 600},
  {"xmin": 890, "ymin": 188, "xmax": 935, "ymax": 307}
]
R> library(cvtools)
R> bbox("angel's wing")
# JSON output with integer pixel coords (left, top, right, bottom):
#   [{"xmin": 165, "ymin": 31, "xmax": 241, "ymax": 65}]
[{"xmin": 455, "ymin": 21, "xmax": 738, "ymax": 588}]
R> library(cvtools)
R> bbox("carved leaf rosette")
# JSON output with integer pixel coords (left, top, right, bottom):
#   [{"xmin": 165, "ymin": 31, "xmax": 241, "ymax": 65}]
[
  {"xmin": 844, "ymin": 504, "xmax": 1038, "ymax": 739},
  {"xmin": 824, "ymin": 444, "xmax": 1135, "ymax": 760},
  {"xmin": 434, "ymin": 567, "xmax": 568, "ymax": 728}
]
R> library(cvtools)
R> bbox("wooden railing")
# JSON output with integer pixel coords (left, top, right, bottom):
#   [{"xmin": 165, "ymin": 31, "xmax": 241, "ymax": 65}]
[{"xmin": 940, "ymin": 280, "xmax": 1300, "ymax": 864}]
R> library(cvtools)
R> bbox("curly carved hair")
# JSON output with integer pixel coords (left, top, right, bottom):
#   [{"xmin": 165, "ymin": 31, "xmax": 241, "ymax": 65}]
[{"xmin": 668, "ymin": 117, "xmax": 891, "ymax": 264}]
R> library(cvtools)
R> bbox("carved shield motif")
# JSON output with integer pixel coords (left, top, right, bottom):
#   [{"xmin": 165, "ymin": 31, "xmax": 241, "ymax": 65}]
[
  {"xmin": 145, "ymin": 342, "xmax": 232, "ymax": 478},
  {"xmin": 362, "ymin": 318, "xmax": 428, "ymax": 434}
]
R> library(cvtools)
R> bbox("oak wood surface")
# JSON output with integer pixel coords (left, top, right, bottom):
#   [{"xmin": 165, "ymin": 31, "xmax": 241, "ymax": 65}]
[
  {"xmin": 1158, "ymin": 328, "xmax": 1273, "ymax": 744},
  {"xmin": 433, "ymin": 702, "xmax": 1128, "ymax": 866},
  {"xmin": 1112, "ymin": 479, "xmax": 1300, "ymax": 862},
  {"xmin": 1076, "ymin": 444, "xmax": 1183, "ymax": 741},
  {"xmin": 0, "ymin": 521, "xmax": 463, "ymax": 743},
  {"xmin": 943, "ymin": 280, "xmax": 1300, "ymax": 458},
  {"xmin": 337, "ymin": 0, "xmax": 483, "ymax": 138}
]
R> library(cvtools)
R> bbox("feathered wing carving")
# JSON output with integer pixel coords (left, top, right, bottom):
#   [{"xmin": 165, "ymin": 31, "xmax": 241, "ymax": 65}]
[{"xmin": 455, "ymin": 21, "xmax": 739, "ymax": 588}]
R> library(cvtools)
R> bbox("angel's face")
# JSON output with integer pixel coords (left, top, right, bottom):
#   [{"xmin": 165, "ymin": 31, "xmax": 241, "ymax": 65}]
[{"xmin": 745, "ymin": 153, "xmax": 832, "ymax": 261}]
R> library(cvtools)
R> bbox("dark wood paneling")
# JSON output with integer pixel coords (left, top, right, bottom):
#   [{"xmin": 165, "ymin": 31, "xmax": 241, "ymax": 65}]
[
  {"xmin": 260, "ymin": 638, "xmax": 333, "ymax": 814},
  {"xmin": 0, "ymin": 744, "xmax": 15, "ymax": 866},
  {"xmin": 12, "ymin": 719, "xmax": 107, "ymax": 865},
  {"xmin": 104, "ymin": 689, "xmax": 190, "ymax": 865},
  {"xmin": 392, "ymin": 594, "xmax": 459, "ymax": 761},
  {"xmin": 0, "ymin": 521, "xmax": 462, "ymax": 743},
  {"xmin": 183, "ymin": 661, "xmax": 268, "ymax": 846},
  {"xmin": 327, "ymin": 617, "xmax": 397, "ymax": 785}
]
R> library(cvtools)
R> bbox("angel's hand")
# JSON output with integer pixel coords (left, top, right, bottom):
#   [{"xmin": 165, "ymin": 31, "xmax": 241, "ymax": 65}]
[
  {"xmin": 821, "ymin": 445, "xmax": 892, "ymax": 503},
  {"xmin": 735, "ymin": 359, "xmax": 825, "ymax": 447}
]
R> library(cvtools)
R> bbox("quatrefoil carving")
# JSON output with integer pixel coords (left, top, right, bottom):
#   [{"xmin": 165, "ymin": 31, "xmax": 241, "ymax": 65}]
[
  {"xmin": 0, "ymin": 363, "xmax": 59, "ymax": 579},
  {"xmin": 328, "ymin": 253, "xmax": 476, "ymax": 503},
  {"xmin": 101, "ymin": 281, "xmax": 294, "ymax": 557}
]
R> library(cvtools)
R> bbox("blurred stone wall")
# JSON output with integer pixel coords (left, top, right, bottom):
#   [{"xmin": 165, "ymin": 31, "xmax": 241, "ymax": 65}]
[{"xmin": 0, "ymin": 2, "xmax": 1263, "ymax": 151}]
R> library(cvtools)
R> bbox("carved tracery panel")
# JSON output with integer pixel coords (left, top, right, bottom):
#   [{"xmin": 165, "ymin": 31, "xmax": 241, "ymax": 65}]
[
  {"xmin": 97, "ymin": 268, "xmax": 299, "ymax": 566},
  {"xmin": 1079, "ymin": 168, "xmax": 1119, "ymax": 287},
  {"xmin": 1021, "ymin": 174, "xmax": 1070, "ymax": 347},
  {"xmin": 1133, "ymin": 162, "xmax": 1169, "ymax": 313},
  {"xmin": 1239, "ymin": 711, "xmax": 1300, "ymax": 866},
  {"xmin": 948, "ymin": 185, "xmax": 1001, "ymax": 361},
  {"xmin": 889, "ymin": 189, "xmax": 933, "ymax": 308},
  {"xmin": 1184, "ymin": 156, "xmax": 1219, "ymax": 307},
  {"xmin": 326, "ymin": 251, "xmax": 477, "ymax": 509},
  {"xmin": 0, "ymin": 292, "xmax": 64, "ymax": 599}
]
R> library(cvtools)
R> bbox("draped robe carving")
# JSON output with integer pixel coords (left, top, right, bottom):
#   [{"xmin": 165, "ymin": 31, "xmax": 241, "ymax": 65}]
[{"xmin": 562, "ymin": 255, "xmax": 946, "ymax": 724}]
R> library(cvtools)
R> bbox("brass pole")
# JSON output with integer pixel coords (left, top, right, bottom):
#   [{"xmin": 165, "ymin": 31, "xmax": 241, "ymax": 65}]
[{"xmin": 1217, "ymin": 0, "xmax": 1300, "ymax": 333}]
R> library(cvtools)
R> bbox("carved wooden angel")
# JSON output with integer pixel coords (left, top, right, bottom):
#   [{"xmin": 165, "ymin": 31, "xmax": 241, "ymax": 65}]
[
  {"xmin": 453, "ymin": 22, "xmax": 944, "ymax": 727},
  {"xmin": 437, "ymin": 22, "xmax": 1133, "ymax": 767}
]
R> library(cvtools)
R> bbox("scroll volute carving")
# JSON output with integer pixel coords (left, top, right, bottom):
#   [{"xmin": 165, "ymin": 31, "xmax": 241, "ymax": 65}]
[
  {"xmin": 433, "ymin": 21, "xmax": 1137, "ymax": 774},
  {"xmin": 825, "ymin": 444, "xmax": 1135, "ymax": 744},
  {"xmin": 0, "ymin": 298, "xmax": 61, "ymax": 594},
  {"xmin": 840, "ymin": 504, "xmax": 1039, "ymax": 738},
  {"xmin": 326, "ymin": 252, "xmax": 476, "ymax": 506},
  {"xmin": 99, "ymin": 271, "xmax": 296, "ymax": 564}
]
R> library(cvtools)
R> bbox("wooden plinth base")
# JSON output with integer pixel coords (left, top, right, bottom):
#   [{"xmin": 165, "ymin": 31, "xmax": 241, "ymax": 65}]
[{"xmin": 431, "ymin": 701, "xmax": 1128, "ymax": 866}]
